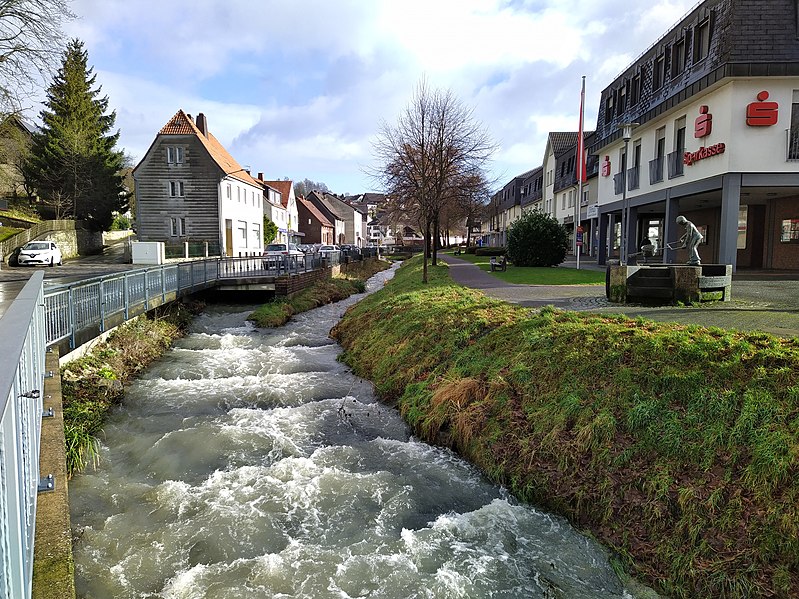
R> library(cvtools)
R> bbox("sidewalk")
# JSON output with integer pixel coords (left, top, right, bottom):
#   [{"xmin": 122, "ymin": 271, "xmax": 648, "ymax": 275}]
[{"xmin": 438, "ymin": 254, "xmax": 799, "ymax": 338}]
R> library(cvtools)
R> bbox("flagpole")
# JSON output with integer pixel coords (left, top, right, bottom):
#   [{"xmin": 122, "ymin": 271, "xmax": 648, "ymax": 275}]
[{"xmin": 576, "ymin": 75, "xmax": 586, "ymax": 270}]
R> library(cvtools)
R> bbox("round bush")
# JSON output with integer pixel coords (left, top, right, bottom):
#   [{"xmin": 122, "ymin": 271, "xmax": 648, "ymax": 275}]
[{"xmin": 506, "ymin": 209, "xmax": 569, "ymax": 267}]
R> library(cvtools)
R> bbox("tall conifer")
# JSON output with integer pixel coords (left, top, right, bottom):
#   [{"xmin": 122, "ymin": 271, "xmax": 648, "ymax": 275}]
[{"xmin": 24, "ymin": 38, "xmax": 125, "ymax": 230}]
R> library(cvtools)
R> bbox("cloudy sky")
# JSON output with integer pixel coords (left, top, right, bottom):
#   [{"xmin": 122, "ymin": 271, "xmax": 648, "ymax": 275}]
[{"xmin": 40, "ymin": 0, "xmax": 699, "ymax": 195}]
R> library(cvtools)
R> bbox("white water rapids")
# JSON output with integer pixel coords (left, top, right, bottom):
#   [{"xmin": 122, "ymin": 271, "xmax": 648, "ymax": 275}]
[{"xmin": 70, "ymin": 266, "xmax": 639, "ymax": 598}]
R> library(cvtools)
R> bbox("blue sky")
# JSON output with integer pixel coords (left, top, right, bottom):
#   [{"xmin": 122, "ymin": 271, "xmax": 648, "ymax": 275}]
[{"xmin": 35, "ymin": 0, "xmax": 700, "ymax": 195}]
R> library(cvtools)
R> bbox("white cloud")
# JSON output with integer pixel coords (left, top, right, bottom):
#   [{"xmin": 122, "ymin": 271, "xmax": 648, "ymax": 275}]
[{"xmin": 58, "ymin": 0, "xmax": 700, "ymax": 193}]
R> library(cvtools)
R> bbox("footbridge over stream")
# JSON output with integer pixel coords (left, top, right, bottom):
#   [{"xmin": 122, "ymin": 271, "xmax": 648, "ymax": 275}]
[{"xmin": 0, "ymin": 250, "xmax": 374, "ymax": 598}]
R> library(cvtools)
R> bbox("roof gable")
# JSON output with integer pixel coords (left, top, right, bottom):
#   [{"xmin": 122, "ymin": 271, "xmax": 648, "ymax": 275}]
[
  {"xmin": 299, "ymin": 197, "xmax": 333, "ymax": 227},
  {"xmin": 146, "ymin": 109, "xmax": 259, "ymax": 187}
]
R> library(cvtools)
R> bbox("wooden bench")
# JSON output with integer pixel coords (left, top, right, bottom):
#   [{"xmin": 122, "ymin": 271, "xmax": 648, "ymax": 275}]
[{"xmin": 489, "ymin": 256, "xmax": 507, "ymax": 271}]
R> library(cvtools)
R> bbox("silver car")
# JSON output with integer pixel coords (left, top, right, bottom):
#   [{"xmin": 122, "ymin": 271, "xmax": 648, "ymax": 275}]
[{"xmin": 17, "ymin": 241, "xmax": 62, "ymax": 266}]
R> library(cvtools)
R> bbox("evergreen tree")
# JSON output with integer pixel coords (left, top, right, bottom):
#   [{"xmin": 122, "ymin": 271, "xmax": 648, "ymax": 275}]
[{"xmin": 23, "ymin": 38, "xmax": 125, "ymax": 230}]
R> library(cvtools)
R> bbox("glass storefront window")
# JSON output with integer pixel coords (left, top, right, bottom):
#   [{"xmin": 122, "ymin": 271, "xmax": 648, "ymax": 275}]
[
  {"xmin": 780, "ymin": 218, "xmax": 799, "ymax": 243},
  {"xmin": 737, "ymin": 206, "xmax": 747, "ymax": 249}
]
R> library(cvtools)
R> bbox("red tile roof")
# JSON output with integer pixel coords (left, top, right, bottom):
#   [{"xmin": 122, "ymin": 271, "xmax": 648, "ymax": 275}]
[
  {"xmin": 157, "ymin": 109, "xmax": 259, "ymax": 186},
  {"xmin": 264, "ymin": 180, "xmax": 293, "ymax": 208},
  {"xmin": 299, "ymin": 197, "xmax": 333, "ymax": 227}
]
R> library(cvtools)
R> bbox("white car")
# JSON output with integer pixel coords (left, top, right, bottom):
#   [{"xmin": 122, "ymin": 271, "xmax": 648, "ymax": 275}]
[
  {"xmin": 263, "ymin": 243, "xmax": 304, "ymax": 258},
  {"xmin": 318, "ymin": 244, "xmax": 340, "ymax": 256},
  {"xmin": 17, "ymin": 241, "xmax": 62, "ymax": 267}
]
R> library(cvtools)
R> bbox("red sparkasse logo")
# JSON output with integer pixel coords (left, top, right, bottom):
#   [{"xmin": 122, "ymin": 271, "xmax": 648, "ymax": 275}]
[{"xmin": 683, "ymin": 143, "xmax": 726, "ymax": 166}]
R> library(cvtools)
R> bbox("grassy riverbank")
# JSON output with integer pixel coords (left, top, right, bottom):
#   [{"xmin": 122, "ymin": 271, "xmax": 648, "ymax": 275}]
[
  {"xmin": 61, "ymin": 302, "xmax": 199, "ymax": 476},
  {"xmin": 248, "ymin": 259, "xmax": 391, "ymax": 327},
  {"xmin": 330, "ymin": 256, "xmax": 799, "ymax": 599}
]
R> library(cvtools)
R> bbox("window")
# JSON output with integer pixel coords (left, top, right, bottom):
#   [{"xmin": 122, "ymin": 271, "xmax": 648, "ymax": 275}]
[
  {"xmin": 179, "ymin": 217, "xmax": 186, "ymax": 236},
  {"xmin": 605, "ymin": 95, "xmax": 614, "ymax": 124},
  {"xmin": 788, "ymin": 90, "xmax": 799, "ymax": 160},
  {"xmin": 649, "ymin": 127, "xmax": 666, "ymax": 184},
  {"xmin": 630, "ymin": 74, "xmax": 641, "ymax": 106},
  {"xmin": 169, "ymin": 181, "xmax": 184, "ymax": 197},
  {"xmin": 653, "ymin": 54, "xmax": 665, "ymax": 90},
  {"xmin": 737, "ymin": 206, "xmax": 747, "ymax": 249},
  {"xmin": 668, "ymin": 117, "xmax": 686, "ymax": 178},
  {"xmin": 655, "ymin": 127, "xmax": 666, "ymax": 159},
  {"xmin": 169, "ymin": 218, "xmax": 177, "ymax": 236},
  {"xmin": 237, "ymin": 187, "xmax": 241, "ymax": 202},
  {"xmin": 672, "ymin": 38, "xmax": 686, "ymax": 77},
  {"xmin": 617, "ymin": 85, "xmax": 626, "ymax": 116},
  {"xmin": 780, "ymin": 219, "xmax": 799, "ymax": 243},
  {"xmin": 675, "ymin": 117, "xmax": 686, "ymax": 152},
  {"xmin": 166, "ymin": 146, "xmax": 183, "ymax": 164},
  {"xmin": 238, "ymin": 220, "xmax": 248, "ymax": 246},
  {"xmin": 226, "ymin": 184, "xmax": 231, "ymax": 198},
  {"xmin": 695, "ymin": 18, "xmax": 710, "ymax": 61}
]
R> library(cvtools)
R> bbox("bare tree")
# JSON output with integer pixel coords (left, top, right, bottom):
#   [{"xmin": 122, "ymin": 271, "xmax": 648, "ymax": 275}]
[
  {"xmin": 0, "ymin": 0, "xmax": 74, "ymax": 113},
  {"xmin": 371, "ymin": 80, "xmax": 495, "ymax": 282}
]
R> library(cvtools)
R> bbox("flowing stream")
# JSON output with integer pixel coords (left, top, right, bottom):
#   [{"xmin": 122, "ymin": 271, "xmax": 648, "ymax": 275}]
[{"xmin": 71, "ymin": 266, "xmax": 637, "ymax": 598}]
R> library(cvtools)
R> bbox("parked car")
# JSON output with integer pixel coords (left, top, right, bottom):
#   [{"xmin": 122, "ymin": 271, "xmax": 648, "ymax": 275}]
[
  {"xmin": 263, "ymin": 243, "xmax": 304, "ymax": 258},
  {"xmin": 17, "ymin": 241, "xmax": 62, "ymax": 267},
  {"xmin": 318, "ymin": 244, "xmax": 340, "ymax": 257}
]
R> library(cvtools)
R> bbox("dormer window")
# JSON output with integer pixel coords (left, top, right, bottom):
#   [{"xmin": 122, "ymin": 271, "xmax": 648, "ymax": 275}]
[{"xmin": 695, "ymin": 18, "xmax": 711, "ymax": 61}]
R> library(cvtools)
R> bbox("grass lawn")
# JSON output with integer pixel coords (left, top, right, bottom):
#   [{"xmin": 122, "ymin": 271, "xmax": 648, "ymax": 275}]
[
  {"xmin": 444, "ymin": 250, "xmax": 605, "ymax": 285},
  {"xmin": 0, "ymin": 226, "xmax": 24, "ymax": 243}
]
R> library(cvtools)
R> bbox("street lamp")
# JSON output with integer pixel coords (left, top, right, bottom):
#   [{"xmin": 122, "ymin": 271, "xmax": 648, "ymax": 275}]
[{"xmin": 619, "ymin": 122, "xmax": 639, "ymax": 265}]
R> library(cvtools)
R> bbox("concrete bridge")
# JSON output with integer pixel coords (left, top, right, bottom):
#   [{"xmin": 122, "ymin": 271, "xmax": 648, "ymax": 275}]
[{"xmin": 0, "ymin": 251, "xmax": 373, "ymax": 598}]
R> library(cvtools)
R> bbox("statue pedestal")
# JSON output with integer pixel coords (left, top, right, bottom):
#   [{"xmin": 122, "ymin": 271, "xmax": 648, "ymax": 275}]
[{"xmin": 606, "ymin": 264, "xmax": 732, "ymax": 304}]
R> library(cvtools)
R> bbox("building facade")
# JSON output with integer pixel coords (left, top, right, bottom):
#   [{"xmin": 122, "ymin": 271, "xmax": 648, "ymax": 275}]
[
  {"xmin": 593, "ymin": 0, "xmax": 799, "ymax": 270},
  {"xmin": 133, "ymin": 110, "xmax": 264, "ymax": 257}
]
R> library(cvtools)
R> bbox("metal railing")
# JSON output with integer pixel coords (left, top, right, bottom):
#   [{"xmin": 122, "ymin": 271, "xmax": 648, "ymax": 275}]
[
  {"xmin": 0, "ymin": 220, "xmax": 87, "ymax": 261},
  {"xmin": 0, "ymin": 272, "xmax": 47, "ymax": 599},
  {"xmin": 0, "ymin": 250, "xmax": 381, "ymax": 597},
  {"xmin": 42, "ymin": 253, "xmax": 361, "ymax": 348},
  {"xmin": 44, "ymin": 260, "xmax": 220, "ymax": 348}
]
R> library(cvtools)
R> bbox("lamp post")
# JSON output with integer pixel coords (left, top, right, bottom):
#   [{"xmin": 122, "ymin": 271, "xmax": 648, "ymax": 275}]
[{"xmin": 619, "ymin": 122, "xmax": 639, "ymax": 265}]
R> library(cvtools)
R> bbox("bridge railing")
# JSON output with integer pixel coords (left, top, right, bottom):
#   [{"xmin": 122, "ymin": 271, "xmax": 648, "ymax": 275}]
[
  {"xmin": 0, "ymin": 271, "xmax": 47, "ymax": 599},
  {"xmin": 43, "ymin": 259, "xmax": 221, "ymax": 348},
  {"xmin": 42, "ymin": 255, "xmax": 330, "ymax": 348}
]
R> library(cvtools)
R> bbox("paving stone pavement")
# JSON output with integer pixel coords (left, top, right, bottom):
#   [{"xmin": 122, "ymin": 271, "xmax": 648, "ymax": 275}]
[{"xmin": 438, "ymin": 254, "xmax": 799, "ymax": 338}]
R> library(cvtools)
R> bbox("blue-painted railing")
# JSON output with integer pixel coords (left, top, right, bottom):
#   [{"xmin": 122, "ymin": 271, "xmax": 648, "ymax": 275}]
[{"xmin": 0, "ymin": 272, "xmax": 46, "ymax": 599}]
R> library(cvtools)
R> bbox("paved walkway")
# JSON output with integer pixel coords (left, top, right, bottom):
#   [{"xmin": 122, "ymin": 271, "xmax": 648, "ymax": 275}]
[{"xmin": 438, "ymin": 254, "xmax": 799, "ymax": 338}]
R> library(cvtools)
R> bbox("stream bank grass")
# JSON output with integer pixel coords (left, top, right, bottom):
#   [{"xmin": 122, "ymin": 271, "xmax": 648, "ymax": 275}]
[
  {"xmin": 331, "ymin": 255, "xmax": 799, "ymax": 598},
  {"xmin": 248, "ymin": 259, "xmax": 391, "ymax": 327},
  {"xmin": 61, "ymin": 301, "xmax": 199, "ymax": 476}
]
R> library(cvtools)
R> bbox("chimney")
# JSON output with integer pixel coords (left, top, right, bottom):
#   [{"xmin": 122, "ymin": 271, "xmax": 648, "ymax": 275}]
[
  {"xmin": 196, "ymin": 112, "xmax": 208, "ymax": 137},
  {"xmin": 186, "ymin": 113, "xmax": 193, "ymax": 121},
  {"xmin": 257, "ymin": 172, "xmax": 264, "ymax": 181}
]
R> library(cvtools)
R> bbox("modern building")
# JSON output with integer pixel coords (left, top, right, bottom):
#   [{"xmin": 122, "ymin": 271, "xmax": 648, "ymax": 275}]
[
  {"xmin": 592, "ymin": 0, "xmax": 799, "ymax": 270},
  {"xmin": 133, "ymin": 110, "xmax": 264, "ymax": 257}
]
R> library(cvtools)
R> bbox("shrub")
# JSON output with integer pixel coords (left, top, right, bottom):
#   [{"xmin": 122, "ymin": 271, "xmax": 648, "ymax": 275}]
[{"xmin": 506, "ymin": 208, "xmax": 569, "ymax": 267}]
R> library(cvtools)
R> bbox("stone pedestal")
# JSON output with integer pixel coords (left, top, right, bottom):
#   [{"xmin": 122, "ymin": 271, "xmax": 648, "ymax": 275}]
[{"xmin": 606, "ymin": 264, "xmax": 732, "ymax": 304}]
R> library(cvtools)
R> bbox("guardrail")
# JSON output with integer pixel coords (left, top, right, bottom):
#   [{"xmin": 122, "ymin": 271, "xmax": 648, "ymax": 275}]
[{"xmin": 0, "ymin": 272, "xmax": 47, "ymax": 599}]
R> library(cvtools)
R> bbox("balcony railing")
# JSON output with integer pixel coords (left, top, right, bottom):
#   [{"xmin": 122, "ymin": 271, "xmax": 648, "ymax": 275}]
[
  {"xmin": 649, "ymin": 156, "xmax": 665, "ymax": 183},
  {"xmin": 627, "ymin": 165, "xmax": 640, "ymax": 190},
  {"xmin": 667, "ymin": 150, "xmax": 685, "ymax": 178},
  {"xmin": 613, "ymin": 172, "xmax": 624, "ymax": 195},
  {"xmin": 786, "ymin": 128, "xmax": 799, "ymax": 161}
]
